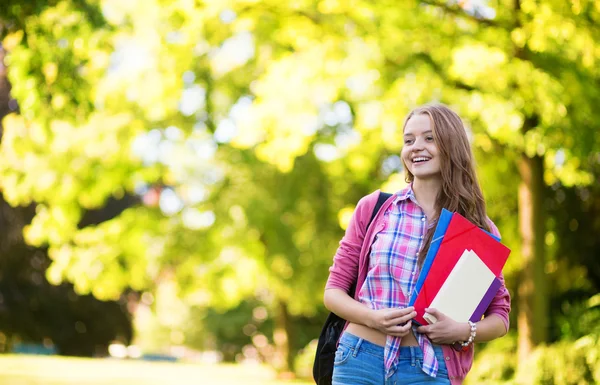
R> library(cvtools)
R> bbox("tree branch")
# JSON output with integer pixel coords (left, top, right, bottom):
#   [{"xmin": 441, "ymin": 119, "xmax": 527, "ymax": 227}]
[
  {"xmin": 77, "ymin": 194, "xmax": 140, "ymax": 229},
  {"xmin": 385, "ymin": 52, "xmax": 476, "ymax": 92},
  {"xmin": 419, "ymin": 0, "xmax": 511, "ymax": 29}
]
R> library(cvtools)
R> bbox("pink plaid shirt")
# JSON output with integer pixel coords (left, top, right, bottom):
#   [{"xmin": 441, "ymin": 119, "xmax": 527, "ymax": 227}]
[
  {"xmin": 358, "ymin": 185, "xmax": 439, "ymax": 379},
  {"xmin": 326, "ymin": 188, "xmax": 511, "ymax": 385}
]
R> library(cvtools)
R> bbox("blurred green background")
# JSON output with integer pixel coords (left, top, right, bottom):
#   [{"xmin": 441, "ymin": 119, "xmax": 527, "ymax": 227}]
[{"xmin": 0, "ymin": 0, "xmax": 598, "ymax": 384}]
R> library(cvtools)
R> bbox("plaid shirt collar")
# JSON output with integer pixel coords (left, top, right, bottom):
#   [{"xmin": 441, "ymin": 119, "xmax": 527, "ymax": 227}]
[
  {"xmin": 394, "ymin": 183, "xmax": 437, "ymax": 230},
  {"xmin": 394, "ymin": 183, "xmax": 416, "ymax": 205}
]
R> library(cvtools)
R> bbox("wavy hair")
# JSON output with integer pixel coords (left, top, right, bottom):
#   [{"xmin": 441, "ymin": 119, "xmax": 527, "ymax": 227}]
[{"xmin": 402, "ymin": 103, "xmax": 491, "ymax": 267}]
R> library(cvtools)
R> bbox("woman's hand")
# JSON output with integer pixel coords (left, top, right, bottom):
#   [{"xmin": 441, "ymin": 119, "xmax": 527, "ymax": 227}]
[
  {"xmin": 416, "ymin": 308, "xmax": 470, "ymax": 345},
  {"xmin": 366, "ymin": 306, "xmax": 417, "ymax": 337}
]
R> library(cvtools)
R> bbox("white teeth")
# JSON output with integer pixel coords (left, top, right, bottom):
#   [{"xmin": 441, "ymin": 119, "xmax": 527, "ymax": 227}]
[{"xmin": 413, "ymin": 157, "xmax": 430, "ymax": 163}]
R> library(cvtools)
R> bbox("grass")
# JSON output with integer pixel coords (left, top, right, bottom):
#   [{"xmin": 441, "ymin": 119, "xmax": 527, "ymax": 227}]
[{"xmin": 0, "ymin": 354, "xmax": 313, "ymax": 385}]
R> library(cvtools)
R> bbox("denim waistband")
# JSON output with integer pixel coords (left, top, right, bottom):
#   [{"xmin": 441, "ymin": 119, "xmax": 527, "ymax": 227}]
[
  {"xmin": 339, "ymin": 332, "xmax": 445, "ymax": 361},
  {"xmin": 338, "ymin": 331, "xmax": 385, "ymax": 358}
]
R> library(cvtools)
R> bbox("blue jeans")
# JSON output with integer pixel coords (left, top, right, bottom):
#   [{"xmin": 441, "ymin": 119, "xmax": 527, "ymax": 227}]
[{"xmin": 332, "ymin": 332, "xmax": 450, "ymax": 385}]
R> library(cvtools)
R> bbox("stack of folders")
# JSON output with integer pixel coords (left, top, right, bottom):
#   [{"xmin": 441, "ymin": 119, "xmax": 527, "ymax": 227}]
[{"xmin": 408, "ymin": 209, "xmax": 511, "ymax": 325}]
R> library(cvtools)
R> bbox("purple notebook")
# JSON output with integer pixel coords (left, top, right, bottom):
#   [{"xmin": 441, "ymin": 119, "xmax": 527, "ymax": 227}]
[{"xmin": 470, "ymin": 277, "xmax": 502, "ymax": 322}]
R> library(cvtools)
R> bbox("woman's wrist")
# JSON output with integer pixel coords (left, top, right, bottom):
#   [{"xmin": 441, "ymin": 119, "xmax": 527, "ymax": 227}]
[
  {"xmin": 452, "ymin": 321, "xmax": 477, "ymax": 351},
  {"xmin": 460, "ymin": 322, "xmax": 472, "ymax": 341},
  {"xmin": 363, "ymin": 307, "xmax": 376, "ymax": 329}
]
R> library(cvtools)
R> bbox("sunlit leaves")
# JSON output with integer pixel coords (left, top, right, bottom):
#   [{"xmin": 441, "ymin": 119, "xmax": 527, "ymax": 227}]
[
  {"xmin": 5, "ymin": 1, "xmax": 108, "ymax": 122},
  {"xmin": 544, "ymin": 149, "xmax": 595, "ymax": 187},
  {"xmin": 2, "ymin": 30, "xmax": 24, "ymax": 51},
  {"xmin": 234, "ymin": 47, "xmax": 340, "ymax": 171},
  {"xmin": 0, "ymin": 112, "xmax": 141, "ymax": 213},
  {"xmin": 2, "ymin": 0, "xmax": 600, "ymax": 338},
  {"xmin": 449, "ymin": 44, "xmax": 508, "ymax": 87},
  {"xmin": 95, "ymin": 1, "xmax": 203, "ymax": 121}
]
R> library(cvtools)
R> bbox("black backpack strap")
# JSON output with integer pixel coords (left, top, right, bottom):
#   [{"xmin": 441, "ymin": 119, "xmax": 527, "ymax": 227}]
[
  {"xmin": 367, "ymin": 191, "xmax": 393, "ymax": 230},
  {"xmin": 347, "ymin": 191, "xmax": 392, "ymax": 296}
]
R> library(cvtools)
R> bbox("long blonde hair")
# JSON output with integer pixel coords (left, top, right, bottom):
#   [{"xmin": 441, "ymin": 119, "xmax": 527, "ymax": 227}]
[{"xmin": 402, "ymin": 103, "xmax": 490, "ymax": 267}]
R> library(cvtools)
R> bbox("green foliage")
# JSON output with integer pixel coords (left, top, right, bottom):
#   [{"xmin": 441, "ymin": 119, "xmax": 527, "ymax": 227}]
[
  {"xmin": 0, "ymin": 203, "xmax": 132, "ymax": 356},
  {"xmin": 545, "ymin": 167, "xmax": 600, "ymax": 341},
  {"xmin": 514, "ymin": 336, "xmax": 600, "ymax": 385},
  {"xmin": 465, "ymin": 333, "xmax": 518, "ymax": 385},
  {"xmin": 294, "ymin": 339, "xmax": 318, "ymax": 380},
  {"xmin": 553, "ymin": 295, "xmax": 600, "ymax": 341},
  {"xmin": 3, "ymin": 0, "xmax": 598, "ymax": 303},
  {"xmin": 185, "ymin": 299, "xmax": 274, "ymax": 362},
  {"xmin": 467, "ymin": 333, "xmax": 600, "ymax": 385},
  {"xmin": 1, "ymin": 0, "xmax": 600, "ymax": 375}
]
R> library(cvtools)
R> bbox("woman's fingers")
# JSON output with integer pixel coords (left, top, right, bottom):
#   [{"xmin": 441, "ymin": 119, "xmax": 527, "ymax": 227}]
[
  {"xmin": 386, "ymin": 321, "xmax": 413, "ymax": 336},
  {"xmin": 388, "ymin": 313, "xmax": 416, "ymax": 327},
  {"xmin": 369, "ymin": 307, "xmax": 418, "ymax": 335},
  {"xmin": 385, "ymin": 307, "xmax": 417, "ymax": 326},
  {"xmin": 384, "ymin": 307, "xmax": 415, "ymax": 319}
]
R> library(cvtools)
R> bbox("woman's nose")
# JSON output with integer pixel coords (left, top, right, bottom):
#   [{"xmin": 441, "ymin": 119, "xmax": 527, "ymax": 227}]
[{"xmin": 411, "ymin": 137, "xmax": 425, "ymax": 150}]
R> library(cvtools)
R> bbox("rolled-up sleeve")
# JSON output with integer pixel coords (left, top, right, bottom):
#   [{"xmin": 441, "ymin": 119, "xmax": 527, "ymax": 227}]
[
  {"xmin": 325, "ymin": 193, "xmax": 375, "ymax": 293},
  {"xmin": 484, "ymin": 219, "xmax": 511, "ymax": 332}
]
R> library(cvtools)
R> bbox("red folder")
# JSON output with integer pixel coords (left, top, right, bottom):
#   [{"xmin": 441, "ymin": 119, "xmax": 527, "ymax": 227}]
[{"xmin": 413, "ymin": 213, "xmax": 510, "ymax": 325}]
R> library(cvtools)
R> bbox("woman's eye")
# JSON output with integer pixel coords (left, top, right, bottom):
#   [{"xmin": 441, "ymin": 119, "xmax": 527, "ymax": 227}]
[
  {"xmin": 404, "ymin": 139, "xmax": 414, "ymax": 144},
  {"xmin": 426, "ymin": 136, "xmax": 434, "ymax": 141}
]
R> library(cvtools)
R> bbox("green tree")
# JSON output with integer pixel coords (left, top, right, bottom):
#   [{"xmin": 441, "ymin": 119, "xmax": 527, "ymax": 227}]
[
  {"xmin": 0, "ymin": 0, "xmax": 355, "ymax": 371},
  {"xmin": 1, "ymin": 0, "xmax": 599, "ymax": 374},
  {"xmin": 220, "ymin": 0, "xmax": 600, "ymax": 362},
  {"xmin": 0, "ymin": 3, "xmax": 133, "ymax": 356}
]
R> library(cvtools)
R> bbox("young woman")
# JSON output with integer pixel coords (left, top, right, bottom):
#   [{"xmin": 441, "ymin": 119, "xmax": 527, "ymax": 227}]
[{"xmin": 324, "ymin": 103, "xmax": 511, "ymax": 385}]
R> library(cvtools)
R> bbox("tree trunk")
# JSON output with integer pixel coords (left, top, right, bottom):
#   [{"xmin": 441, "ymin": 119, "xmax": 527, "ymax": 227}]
[
  {"xmin": 0, "ymin": 35, "xmax": 11, "ymax": 136},
  {"xmin": 517, "ymin": 153, "xmax": 547, "ymax": 362},
  {"xmin": 0, "ymin": 34, "xmax": 29, "ymax": 247},
  {"xmin": 273, "ymin": 300, "xmax": 295, "ymax": 375}
]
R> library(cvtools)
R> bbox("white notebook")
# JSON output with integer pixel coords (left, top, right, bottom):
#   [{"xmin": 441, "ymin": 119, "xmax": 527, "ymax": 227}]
[{"xmin": 423, "ymin": 249, "xmax": 496, "ymax": 324}]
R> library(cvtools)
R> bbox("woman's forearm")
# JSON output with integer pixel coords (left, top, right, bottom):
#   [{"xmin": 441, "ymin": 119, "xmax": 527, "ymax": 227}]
[
  {"xmin": 416, "ymin": 308, "xmax": 508, "ymax": 345},
  {"xmin": 454, "ymin": 315, "xmax": 508, "ymax": 343},
  {"xmin": 325, "ymin": 289, "xmax": 419, "ymax": 337},
  {"xmin": 473, "ymin": 314, "xmax": 508, "ymax": 343},
  {"xmin": 324, "ymin": 288, "xmax": 373, "ymax": 327}
]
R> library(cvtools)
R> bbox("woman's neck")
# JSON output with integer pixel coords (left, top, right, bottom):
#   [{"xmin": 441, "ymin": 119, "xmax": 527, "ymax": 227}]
[{"xmin": 412, "ymin": 179, "xmax": 442, "ymax": 216}]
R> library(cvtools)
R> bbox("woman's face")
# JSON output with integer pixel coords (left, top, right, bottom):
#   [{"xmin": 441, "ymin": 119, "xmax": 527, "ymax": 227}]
[{"xmin": 401, "ymin": 114, "xmax": 442, "ymax": 181}]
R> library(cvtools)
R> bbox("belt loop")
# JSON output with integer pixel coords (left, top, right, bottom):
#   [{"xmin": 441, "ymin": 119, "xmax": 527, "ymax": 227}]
[
  {"xmin": 410, "ymin": 347, "xmax": 416, "ymax": 366},
  {"xmin": 353, "ymin": 338, "xmax": 363, "ymax": 357}
]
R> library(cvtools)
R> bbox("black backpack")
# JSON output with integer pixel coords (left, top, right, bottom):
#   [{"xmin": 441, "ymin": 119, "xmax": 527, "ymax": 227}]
[{"xmin": 312, "ymin": 192, "xmax": 392, "ymax": 385}]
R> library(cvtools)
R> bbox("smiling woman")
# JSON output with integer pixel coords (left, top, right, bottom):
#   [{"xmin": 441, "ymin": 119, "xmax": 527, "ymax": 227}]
[
  {"xmin": 322, "ymin": 103, "xmax": 510, "ymax": 385},
  {"xmin": 401, "ymin": 114, "xmax": 441, "ymax": 183}
]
